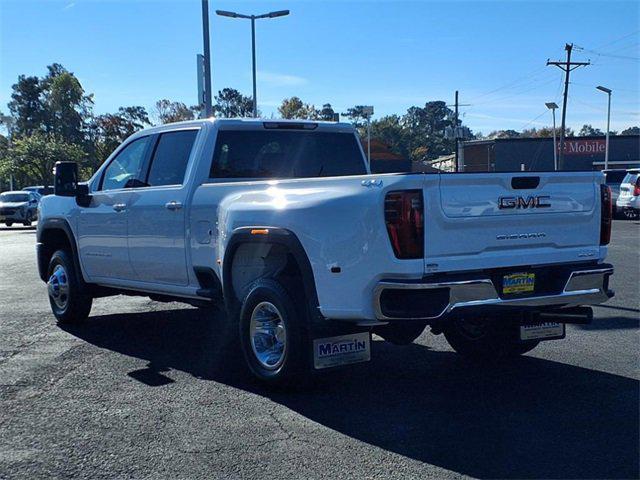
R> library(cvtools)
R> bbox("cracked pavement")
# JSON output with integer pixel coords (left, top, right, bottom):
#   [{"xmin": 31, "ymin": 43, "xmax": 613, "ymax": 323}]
[{"xmin": 0, "ymin": 221, "xmax": 638, "ymax": 479}]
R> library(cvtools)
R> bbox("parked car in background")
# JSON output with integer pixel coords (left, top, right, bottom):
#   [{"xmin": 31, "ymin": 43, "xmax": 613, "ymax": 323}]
[
  {"xmin": 616, "ymin": 169, "xmax": 640, "ymax": 219},
  {"xmin": 0, "ymin": 191, "xmax": 39, "ymax": 226},
  {"xmin": 22, "ymin": 185, "xmax": 54, "ymax": 198},
  {"xmin": 603, "ymin": 169, "xmax": 628, "ymax": 217}
]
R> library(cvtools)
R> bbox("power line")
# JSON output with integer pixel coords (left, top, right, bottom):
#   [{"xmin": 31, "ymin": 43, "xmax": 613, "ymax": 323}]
[
  {"xmin": 521, "ymin": 109, "xmax": 549, "ymax": 130},
  {"xmin": 590, "ymin": 29, "xmax": 639, "ymax": 51},
  {"xmin": 472, "ymin": 76, "xmax": 559, "ymax": 106},
  {"xmin": 465, "ymin": 65, "xmax": 550, "ymax": 103}
]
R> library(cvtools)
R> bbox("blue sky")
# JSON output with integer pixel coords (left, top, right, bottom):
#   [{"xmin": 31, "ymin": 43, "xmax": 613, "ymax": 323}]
[{"xmin": 1, "ymin": 0, "xmax": 638, "ymax": 134}]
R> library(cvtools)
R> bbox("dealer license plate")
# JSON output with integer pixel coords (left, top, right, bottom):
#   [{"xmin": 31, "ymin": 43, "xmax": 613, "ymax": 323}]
[
  {"xmin": 503, "ymin": 272, "xmax": 535, "ymax": 295},
  {"xmin": 520, "ymin": 322, "xmax": 565, "ymax": 341},
  {"xmin": 313, "ymin": 332, "xmax": 371, "ymax": 369}
]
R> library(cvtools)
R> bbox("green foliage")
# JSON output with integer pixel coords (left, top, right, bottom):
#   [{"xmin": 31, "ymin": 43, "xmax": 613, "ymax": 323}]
[
  {"xmin": 521, "ymin": 127, "xmax": 556, "ymax": 138},
  {"xmin": 278, "ymin": 97, "xmax": 319, "ymax": 120},
  {"xmin": 155, "ymin": 99, "xmax": 199, "ymax": 124},
  {"xmin": 7, "ymin": 64, "xmax": 94, "ymax": 146},
  {"xmin": 319, "ymin": 104, "xmax": 336, "ymax": 121},
  {"xmin": 1, "ymin": 134, "xmax": 87, "ymax": 186},
  {"xmin": 621, "ymin": 126, "xmax": 639, "ymax": 135},
  {"xmin": 369, "ymin": 115, "xmax": 410, "ymax": 159},
  {"xmin": 344, "ymin": 106, "xmax": 370, "ymax": 128},
  {"xmin": 347, "ymin": 101, "xmax": 461, "ymax": 161},
  {"xmin": 89, "ymin": 106, "xmax": 151, "ymax": 168},
  {"xmin": 578, "ymin": 124, "xmax": 604, "ymax": 137},
  {"xmin": 7, "ymin": 75, "xmax": 44, "ymax": 136},
  {"xmin": 487, "ymin": 127, "xmax": 574, "ymax": 139},
  {"xmin": 214, "ymin": 88, "xmax": 254, "ymax": 118}
]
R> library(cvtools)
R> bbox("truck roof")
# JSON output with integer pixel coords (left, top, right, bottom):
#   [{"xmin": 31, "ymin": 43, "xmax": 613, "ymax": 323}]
[{"xmin": 138, "ymin": 117, "xmax": 356, "ymax": 136}]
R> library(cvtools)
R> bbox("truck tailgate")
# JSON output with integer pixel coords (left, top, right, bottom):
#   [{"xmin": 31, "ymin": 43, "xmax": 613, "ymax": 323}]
[{"xmin": 424, "ymin": 171, "xmax": 601, "ymax": 273}]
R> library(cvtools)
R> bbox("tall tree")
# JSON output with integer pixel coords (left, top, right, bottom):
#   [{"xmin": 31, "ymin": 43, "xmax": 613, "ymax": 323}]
[
  {"xmin": 319, "ymin": 103, "xmax": 336, "ymax": 121},
  {"xmin": 621, "ymin": 126, "xmax": 639, "ymax": 135},
  {"xmin": 155, "ymin": 99, "xmax": 198, "ymax": 124},
  {"xmin": 278, "ymin": 97, "xmax": 319, "ymax": 120},
  {"xmin": 370, "ymin": 115, "xmax": 409, "ymax": 159},
  {"xmin": 43, "ymin": 67, "xmax": 94, "ymax": 144},
  {"xmin": 578, "ymin": 124, "xmax": 604, "ymax": 136},
  {"xmin": 90, "ymin": 106, "xmax": 151, "ymax": 167},
  {"xmin": 213, "ymin": 88, "xmax": 254, "ymax": 118},
  {"xmin": 344, "ymin": 105, "xmax": 369, "ymax": 128},
  {"xmin": 7, "ymin": 75, "xmax": 45, "ymax": 137}
]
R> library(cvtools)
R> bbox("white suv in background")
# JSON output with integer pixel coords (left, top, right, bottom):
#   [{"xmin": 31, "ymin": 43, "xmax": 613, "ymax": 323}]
[{"xmin": 616, "ymin": 169, "xmax": 640, "ymax": 219}]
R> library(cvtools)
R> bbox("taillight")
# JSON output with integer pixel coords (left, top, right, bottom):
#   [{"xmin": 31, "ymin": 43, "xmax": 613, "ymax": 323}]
[
  {"xmin": 384, "ymin": 190, "xmax": 424, "ymax": 259},
  {"xmin": 634, "ymin": 178, "xmax": 640, "ymax": 197},
  {"xmin": 600, "ymin": 184, "xmax": 612, "ymax": 246}
]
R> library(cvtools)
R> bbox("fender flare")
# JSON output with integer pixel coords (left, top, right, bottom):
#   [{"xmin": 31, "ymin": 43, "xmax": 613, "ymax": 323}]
[
  {"xmin": 37, "ymin": 217, "xmax": 85, "ymax": 285},
  {"xmin": 222, "ymin": 227, "xmax": 321, "ymax": 321}
]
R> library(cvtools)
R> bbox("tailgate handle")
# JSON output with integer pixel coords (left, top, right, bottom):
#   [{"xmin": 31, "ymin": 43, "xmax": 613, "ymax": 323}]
[{"xmin": 511, "ymin": 176, "xmax": 540, "ymax": 189}]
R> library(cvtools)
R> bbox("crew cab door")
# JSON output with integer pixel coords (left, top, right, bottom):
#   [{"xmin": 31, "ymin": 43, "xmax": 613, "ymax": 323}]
[
  {"xmin": 127, "ymin": 129, "xmax": 199, "ymax": 285},
  {"xmin": 78, "ymin": 135, "xmax": 154, "ymax": 280}
]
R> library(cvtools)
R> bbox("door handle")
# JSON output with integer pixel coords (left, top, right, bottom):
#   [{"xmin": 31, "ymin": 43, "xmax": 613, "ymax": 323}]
[
  {"xmin": 113, "ymin": 203, "xmax": 127, "ymax": 212},
  {"xmin": 165, "ymin": 201, "xmax": 183, "ymax": 211}
]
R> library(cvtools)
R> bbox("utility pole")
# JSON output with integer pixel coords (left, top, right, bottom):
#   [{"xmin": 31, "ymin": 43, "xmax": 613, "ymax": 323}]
[
  {"xmin": 448, "ymin": 91, "xmax": 470, "ymax": 172},
  {"xmin": 547, "ymin": 43, "xmax": 589, "ymax": 169},
  {"xmin": 201, "ymin": 0, "xmax": 213, "ymax": 117},
  {"xmin": 454, "ymin": 90, "xmax": 459, "ymax": 172},
  {"xmin": 251, "ymin": 17, "xmax": 257, "ymax": 117}
]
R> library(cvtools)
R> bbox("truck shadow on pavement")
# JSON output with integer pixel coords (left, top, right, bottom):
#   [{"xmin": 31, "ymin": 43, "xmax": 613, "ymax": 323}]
[{"xmin": 62, "ymin": 307, "xmax": 639, "ymax": 480}]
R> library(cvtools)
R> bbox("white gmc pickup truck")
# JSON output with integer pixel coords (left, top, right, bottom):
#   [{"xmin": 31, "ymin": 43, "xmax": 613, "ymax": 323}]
[{"xmin": 37, "ymin": 118, "xmax": 614, "ymax": 385}]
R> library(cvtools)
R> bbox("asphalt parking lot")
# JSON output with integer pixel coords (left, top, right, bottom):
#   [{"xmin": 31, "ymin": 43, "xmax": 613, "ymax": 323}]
[{"xmin": 0, "ymin": 220, "xmax": 638, "ymax": 479}]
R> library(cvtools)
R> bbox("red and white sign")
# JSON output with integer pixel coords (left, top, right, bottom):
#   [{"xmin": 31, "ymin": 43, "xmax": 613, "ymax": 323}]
[{"xmin": 560, "ymin": 139, "xmax": 606, "ymax": 156}]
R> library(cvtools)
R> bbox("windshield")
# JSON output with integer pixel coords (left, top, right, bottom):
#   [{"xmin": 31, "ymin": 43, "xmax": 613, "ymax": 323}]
[
  {"xmin": 622, "ymin": 173, "xmax": 639, "ymax": 185},
  {"xmin": 0, "ymin": 193, "xmax": 29, "ymax": 202}
]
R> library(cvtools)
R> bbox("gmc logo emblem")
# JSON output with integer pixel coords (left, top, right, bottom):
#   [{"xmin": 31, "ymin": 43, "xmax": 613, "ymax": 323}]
[{"xmin": 498, "ymin": 195, "xmax": 551, "ymax": 209}]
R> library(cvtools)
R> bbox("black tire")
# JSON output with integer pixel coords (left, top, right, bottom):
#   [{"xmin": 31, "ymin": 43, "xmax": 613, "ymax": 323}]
[
  {"xmin": 443, "ymin": 315, "xmax": 539, "ymax": 360},
  {"xmin": 238, "ymin": 279, "xmax": 309, "ymax": 386},
  {"xmin": 374, "ymin": 321, "xmax": 427, "ymax": 345},
  {"xmin": 47, "ymin": 250, "xmax": 92, "ymax": 324},
  {"xmin": 23, "ymin": 211, "xmax": 32, "ymax": 227},
  {"xmin": 5, "ymin": 221, "xmax": 13, "ymax": 227}
]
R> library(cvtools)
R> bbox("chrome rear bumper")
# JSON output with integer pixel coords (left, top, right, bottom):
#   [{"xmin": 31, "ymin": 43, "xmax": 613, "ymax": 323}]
[{"xmin": 373, "ymin": 266, "xmax": 614, "ymax": 321}]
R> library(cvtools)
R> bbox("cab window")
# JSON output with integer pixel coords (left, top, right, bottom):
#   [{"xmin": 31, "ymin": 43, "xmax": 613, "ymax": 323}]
[
  {"xmin": 100, "ymin": 136, "xmax": 152, "ymax": 191},
  {"xmin": 146, "ymin": 130, "xmax": 199, "ymax": 186}
]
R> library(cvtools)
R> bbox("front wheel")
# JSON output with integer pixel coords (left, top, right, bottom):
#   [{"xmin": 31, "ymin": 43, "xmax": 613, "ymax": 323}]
[
  {"xmin": 23, "ymin": 211, "xmax": 33, "ymax": 227},
  {"xmin": 47, "ymin": 250, "xmax": 93, "ymax": 324},
  {"xmin": 5, "ymin": 221, "xmax": 13, "ymax": 227},
  {"xmin": 239, "ymin": 279, "xmax": 309, "ymax": 386},
  {"xmin": 443, "ymin": 315, "xmax": 539, "ymax": 360}
]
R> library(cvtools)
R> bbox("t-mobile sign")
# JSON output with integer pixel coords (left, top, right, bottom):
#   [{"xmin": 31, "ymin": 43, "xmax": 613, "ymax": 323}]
[{"xmin": 559, "ymin": 138, "xmax": 606, "ymax": 156}]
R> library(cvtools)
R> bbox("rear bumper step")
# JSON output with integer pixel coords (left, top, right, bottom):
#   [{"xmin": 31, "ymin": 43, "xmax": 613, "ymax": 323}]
[{"xmin": 373, "ymin": 265, "xmax": 614, "ymax": 321}]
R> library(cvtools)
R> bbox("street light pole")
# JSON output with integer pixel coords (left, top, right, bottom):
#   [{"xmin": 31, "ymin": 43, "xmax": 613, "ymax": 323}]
[
  {"xmin": 216, "ymin": 9, "xmax": 290, "ymax": 118},
  {"xmin": 201, "ymin": 0, "xmax": 213, "ymax": 117},
  {"xmin": 546, "ymin": 102, "xmax": 559, "ymax": 170},
  {"xmin": 597, "ymin": 86, "xmax": 612, "ymax": 170},
  {"xmin": 251, "ymin": 17, "xmax": 257, "ymax": 118}
]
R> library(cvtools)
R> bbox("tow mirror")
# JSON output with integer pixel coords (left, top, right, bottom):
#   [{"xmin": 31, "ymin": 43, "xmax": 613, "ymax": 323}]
[{"xmin": 54, "ymin": 161, "xmax": 79, "ymax": 197}]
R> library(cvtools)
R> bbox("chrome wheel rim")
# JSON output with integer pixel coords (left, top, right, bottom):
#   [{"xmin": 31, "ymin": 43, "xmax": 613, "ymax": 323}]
[
  {"xmin": 249, "ymin": 301, "xmax": 287, "ymax": 370},
  {"xmin": 48, "ymin": 264, "xmax": 69, "ymax": 310}
]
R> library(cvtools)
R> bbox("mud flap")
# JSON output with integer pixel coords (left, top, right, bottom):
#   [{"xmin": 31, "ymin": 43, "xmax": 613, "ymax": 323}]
[{"xmin": 313, "ymin": 332, "xmax": 371, "ymax": 369}]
